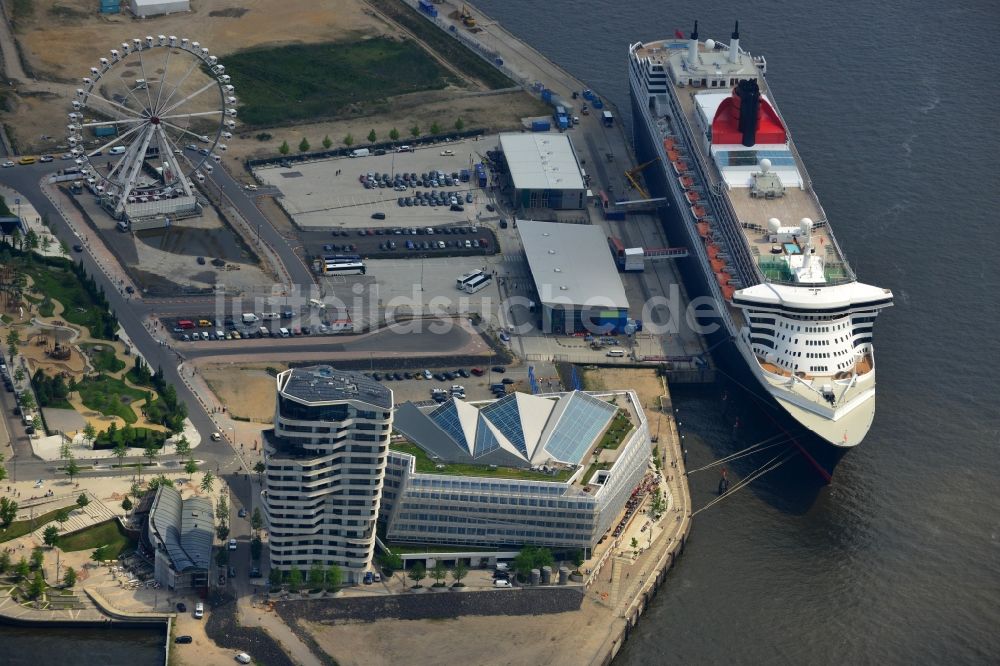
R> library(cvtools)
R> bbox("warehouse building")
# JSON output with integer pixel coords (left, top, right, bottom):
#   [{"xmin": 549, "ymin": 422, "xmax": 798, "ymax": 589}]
[
  {"xmin": 497, "ymin": 133, "xmax": 586, "ymax": 210},
  {"xmin": 129, "ymin": 0, "xmax": 189, "ymax": 18},
  {"xmin": 382, "ymin": 389, "xmax": 653, "ymax": 553},
  {"xmin": 517, "ymin": 220, "xmax": 630, "ymax": 334},
  {"xmin": 146, "ymin": 485, "xmax": 212, "ymax": 593}
]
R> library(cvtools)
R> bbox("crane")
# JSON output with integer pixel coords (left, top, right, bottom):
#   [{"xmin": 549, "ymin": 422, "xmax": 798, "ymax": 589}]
[{"xmin": 624, "ymin": 158, "xmax": 659, "ymax": 199}]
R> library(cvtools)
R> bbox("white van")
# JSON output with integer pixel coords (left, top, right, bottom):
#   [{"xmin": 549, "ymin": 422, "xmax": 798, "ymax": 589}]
[
  {"xmin": 278, "ymin": 327, "xmax": 290, "ymax": 338},
  {"xmin": 194, "ymin": 602, "xmax": 204, "ymax": 619},
  {"xmin": 241, "ymin": 313, "xmax": 259, "ymax": 324},
  {"xmin": 109, "ymin": 146, "xmax": 126, "ymax": 155},
  {"xmin": 606, "ymin": 348, "xmax": 626, "ymax": 357},
  {"xmin": 350, "ymin": 148, "xmax": 370, "ymax": 158},
  {"xmin": 261, "ymin": 312, "xmax": 280, "ymax": 321}
]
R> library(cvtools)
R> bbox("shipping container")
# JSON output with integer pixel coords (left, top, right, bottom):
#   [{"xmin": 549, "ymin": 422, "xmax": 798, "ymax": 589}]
[
  {"xmin": 418, "ymin": 0, "xmax": 438, "ymax": 17},
  {"xmin": 531, "ymin": 120, "xmax": 551, "ymax": 132}
]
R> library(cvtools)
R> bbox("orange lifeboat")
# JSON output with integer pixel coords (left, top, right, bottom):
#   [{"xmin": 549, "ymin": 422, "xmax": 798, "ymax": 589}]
[
  {"xmin": 663, "ymin": 137, "xmax": 676, "ymax": 150},
  {"xmin": 721, "ymin": 284, "xmax": 736, "ymax": 300},
  {"xmin": 672, "ymin": 160, "xmax": 690, "ymax": 175},
  {"xmin": 666, "ymin": 149, "xmax": 681, "ymax": 163},
  {"xmin": 691, "ymin": 204, "xmax": 707, "ymax": 219},
  {"xmin": 715, "ymin": 272, "xmax": 730, "ymax": 287},
  {"xmin": 706, "ymin": 244, "xmax": 720, "ymax": 259},
  {"xmin": 678, "ymin": 175, "xmax": 694, "ymax": 189},
  {"xmin": 685, "ymin": 190, "xmax": 700, "ymax": 203},
  {"xmin": 710, "ymin": 257, "xmax": 727, "ymax": 272},
  {"xmin": 697, "ymin": 222, "xmax": 711, "ymax": 238}
]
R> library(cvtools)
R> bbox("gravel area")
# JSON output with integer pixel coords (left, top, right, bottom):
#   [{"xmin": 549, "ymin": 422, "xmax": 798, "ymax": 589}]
[{"xmin": 204, "ymin": 594, "xmax": 296, "ymax": 666}]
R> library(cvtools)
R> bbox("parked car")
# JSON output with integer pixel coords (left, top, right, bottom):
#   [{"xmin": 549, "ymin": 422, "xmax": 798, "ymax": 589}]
[
  {"xmin": 494, "ymin": 579, "xmax": 513, "ymax": 588},
  {"xmin": 228, "ymin": 538, "xmax": 237, "ymax": 551},
  {"xmin": 492, "ymin": 366, "xmax": 506, "ymax": 373},
  {"xmin": 175, "ymin": 635, "xmax": 193, "ymax": 644}
]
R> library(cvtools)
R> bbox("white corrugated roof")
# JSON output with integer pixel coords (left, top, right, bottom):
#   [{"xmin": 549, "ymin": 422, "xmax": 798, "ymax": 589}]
[
  {"xmin": 518, "ymin": 220, "xmax": 629, "ymax": 310},
  {"xmin": 499, "ymin": 133, "xmax": 585, "ymax": 191}
]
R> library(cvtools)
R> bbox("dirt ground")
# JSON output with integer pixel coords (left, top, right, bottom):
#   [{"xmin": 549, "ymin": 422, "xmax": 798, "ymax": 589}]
[
  {"xmin": 299, "ymin": 597, "xmax": 616, "ymax": 666},
  {"xmin": 199, "ymin": 362, "xmax": 287, "ymax": 422},
  {"xmin": 584, "ymin": 367, "xmax": 670, "ymax": 443},
  {"xmin": 222, "ymin": 89, "xmax": 548, "ymax": 179}
]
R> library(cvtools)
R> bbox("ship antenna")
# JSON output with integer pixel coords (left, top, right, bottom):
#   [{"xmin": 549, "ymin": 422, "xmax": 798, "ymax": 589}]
[
  {"xmin": 691, "ymin": 20, "xmax": 699, "ymax": 40},
  {"xmin": 732, "ymin": 21, "xmax": 740, "ymax": 39}
]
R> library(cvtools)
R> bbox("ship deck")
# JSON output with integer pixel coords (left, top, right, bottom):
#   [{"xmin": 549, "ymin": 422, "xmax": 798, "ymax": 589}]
[{"xmin": 656, "ymin": 41, "xmax": 853, "ymax": 284}]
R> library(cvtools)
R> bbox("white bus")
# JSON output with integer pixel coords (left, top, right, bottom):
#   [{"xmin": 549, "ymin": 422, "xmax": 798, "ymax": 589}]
[
  {"xmin": 324, "ymin": 260, "xmax": 366, "ymax": 275},
  {"xmin": 606, "ymin": 348, "xmax": 626, "ymax": 357},
  {"xmin": 463, "ymin": 274, "xmax": 492, "ymax": 294},
  {"xmin": 456, "ymin": 269, "xmax": 485, "ymax": 290}
]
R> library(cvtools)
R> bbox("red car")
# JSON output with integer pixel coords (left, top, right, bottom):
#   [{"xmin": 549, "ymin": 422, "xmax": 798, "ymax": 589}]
[{"xmin": 470, "ymin": 367, "xmax": 484, "ymax": 376}]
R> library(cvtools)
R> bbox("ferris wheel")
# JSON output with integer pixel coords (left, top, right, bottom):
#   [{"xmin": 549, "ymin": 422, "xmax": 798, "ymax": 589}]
[{"xmin": 67, "ymin": 35, "xmax": 237, "ymax": 218}]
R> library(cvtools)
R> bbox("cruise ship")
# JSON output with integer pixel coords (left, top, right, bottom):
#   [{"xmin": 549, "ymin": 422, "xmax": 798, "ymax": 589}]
[{"xmin": 628, "ymin": 23, "xmax": 892, "ymax": 477}]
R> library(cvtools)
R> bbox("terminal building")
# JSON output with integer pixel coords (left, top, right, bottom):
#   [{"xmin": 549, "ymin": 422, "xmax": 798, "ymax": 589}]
[
  {"xmin": 381, "ymin": 389, "xmax": 652, "ymax": 553},
  {"xmin": 262, "ymin": 367, "xmax": 393, "ymax": 583},
  {"xmin": 496, "ymin": 133, "xmax": 587, "ymax": 211},
  {"xmin": 517, "ymin": 220, "xmax": 631, "ymax": 334},
  {"xmin": 145, "ymin": 485, "xmax": 212, "ymax": 593}
]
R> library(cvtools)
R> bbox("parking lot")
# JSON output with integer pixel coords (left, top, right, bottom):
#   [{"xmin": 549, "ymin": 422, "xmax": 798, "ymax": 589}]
[
  {"xmin": 301, "ymin": 222, "xmax": 498, "ymax": 265},
  {"xmin": 252, "ymin": 138, "xmax": 492, "ymax": 231},
  {"xmin": 359, "ymin": 365, "xmax": 531, "ymax": 405}
]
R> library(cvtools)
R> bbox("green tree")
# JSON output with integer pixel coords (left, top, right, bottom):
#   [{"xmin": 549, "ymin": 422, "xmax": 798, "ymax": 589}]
[
  {"xmin": 19, "ymin": 392, "xmax": 34, "ymax": 412},
  {"xmin": 571, "ymin": 549, "xmax": 585, "ymax": 568},
  {"xmin": 253, "ymin": 461, "xmax": 265, "ymax": 483},
  {"xmin": 250, "ymin": 536, "xmax": 262, "ymax": 561},
  {"xmin": 630, "ymin": 537, "xmax": 639, "ymax": 555},
  {"xmin": 269, "ymin": 567, "xmax": 284, "ymax": 588},
  {"xmin": 55, "ymin": 507, "xmax": 71, "ymax": 528},
  {"xmin": 216, "ymin": 523, "xmax": 230, "ymax": 541},
  {"xmin": 308, "ymin": 563, "xmax": 325, "ymax": 590},
  {"xmin": 431, "ymin": 560, "xmax": 447, "ymax": 586},
  {"xmin": 30, "ymin": 547, "xmax": 44, "ymax": 570},
  {"xmin": 407, "ymin": 562, "xmax": 426, "ymax": 588},
  {"xmin": 451, "ymin": 560, "xmax": 468, "ymax": 586},
  {"xmin": 6, "ymin": 330, "xmax": 20, "ymax": 359},
  {"xmin": 454, "ymin": 117, "xmax": 465, "ymax": 131},
  {"xmin": 326, "ymin": 565, "xmax": 342, "ymax": 591},
  {"xmin": 113, "ymin": 441, "xmax": 128, "ymax": 468},
  {"xmin": 63, "ymin": 566, "xmax": 77, "ymax": 587},
  {"xmin": 409, "ymin": 125, "xmax": 420, "ymax": 137},
  {"xmin": 513, "ymin": 546, "xmax": 553, "ymax": 583},
  {"xmin": 380, "ymin": 551, "xmax": 403, "ymax": 575},
  {"xmin": 389, "ymin": 127, "xmax": 400, "ymax": 141},
  {"xmin": 0, "ymin": 497, "xmax": 16, "ymax": 527},
  {"xmin": 367, "ymin": 129, "xmax": 377, "ymax": 143},
  {"xmin": 0, "ymin": 551, "xmax": 10, "ymax": 573},
  {"xmin": 287, "ymin": 566, "xmax": 303, "ymax": 593},
  {"xmin": 15, "ymin": 557, "xmax": 30, "ymax": 581},
  {"xmin": 25, "ymin": 229, "xmax": 39, "ymax": 252},
  {"xmin": 43, "ymin": 525, "xmax": 60, "ymax": 547},
  {"xmin": 184, "ymin": 457, "xmax": 198, "ymax": 476},
  {"xmin": 121, "ymin": 497, "xmax": 133, "ymax": 512},
  {"xmin": 278, "ymin": 140, "xmax": 290, "ymax": 155},
  {"xmin": 251, "ymin": 507, "xmax": 263, "ymax": 534},
  {"xmin": 430, "ymin": 121, "xmax": 442, "ymax": 135},
  {"xmin": 0, "ymin": 454, "xmax": 6, "ymax": 484},
  {"xmin": 91, "ymin": 545, "xmax": 110, "ymax": 564},
  {"xmin": 216, "ymin": 494, "xmax": 229, "ymax": 523},
  {"xmin": 215, "ymin": 548, "xmax": 229, "ymax": 568},
  {"xmin": 343, "ymin": 134, "xmax": 354, "ymax": 148},
  {"xmin": 83, "ymin": 422, "xmax": 97, "ymax": 448},
  {"xmin": 13, "ymin": 367, "xmax": 25, "ymax": 383},
  {"xmin": 174, "ymin": 435, "xmax": 191, "ymax": 457},
  {"xmin": 29, "ymin": 570, "xmax": 45, "ymax": 599},
  {"xmin": 200, "ymin": 470, "xmax": 215, "ymax": 493},
  {"xmin": 322, "ymin": 135, "xmax": 332, "ymax": 149},
  {"xmin": 41, "ymin": 235, "xmax": 52, "ymax": 252},
  {"xmin": 144, "ymin": 443, "xmax": 159, "ymax": 467},
  {"xmin": 76, "ymin": 493, "xmax": 90, "ymax": 510},
  {"xmin": 130, "ymin": 481, "xmax": 143, "ymax": 500},
  {"xmin": 298, "ymin": 137, "xmax": 310, "ymax": 153},
  {"xmin": 65, "ymin": 456, "xmax": 80, "ymax": 484}
]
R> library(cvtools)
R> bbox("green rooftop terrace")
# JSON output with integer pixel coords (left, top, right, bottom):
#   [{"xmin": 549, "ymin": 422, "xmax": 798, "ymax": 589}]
[{"xmin": 389, "ymin": 441, "xmax": 575, "ymax": 482}]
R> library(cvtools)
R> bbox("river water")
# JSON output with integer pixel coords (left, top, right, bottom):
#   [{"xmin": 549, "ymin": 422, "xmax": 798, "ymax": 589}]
[
  {"xmin": 0, "ymin": 622, "xmax": 164, "ymax": 665},
  {"xmin": 474, "ymin": 0, "xmax": 1000, "ymax": 662}
]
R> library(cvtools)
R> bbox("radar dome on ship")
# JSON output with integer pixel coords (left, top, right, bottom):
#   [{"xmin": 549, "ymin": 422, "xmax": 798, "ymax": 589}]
[
  {"xmin": 767, "ymin": 217, "xmax": 781, "ymax": 233},
  {"xmin": 704, "ymin": 39, "xmax": 716, "ymax": 50},
  {"xmin": 759, "ymin": 158, "xmax": 772, "ymax": 172},
  {"xmin": 800, "ymin": 217, "xmax": 813, "ymax": 234}
]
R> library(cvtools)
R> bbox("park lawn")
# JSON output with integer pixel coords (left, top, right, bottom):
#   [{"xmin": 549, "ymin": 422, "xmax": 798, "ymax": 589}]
[
  {"xmin": 390, "ymin": 441, "xmax": 573, "ymax": 482},
  {"xmin": 80, "ymin": 343, "xmax": 126, "ymax": 373},
  {"xmin": 222, "ymin": 37, "xmax": 456, "ymax": 127},
  {"xmin": 0, "ymin": 505, "xmax": 76, "ymax": 543},
  {"xmin": 58, "ymin": 519, "xmax": 135, "ymax": 556},
  {"xmin": 23, "ymin": 262, "xmax": 113, "ymax": 339},
  {"xmin": 76, "ymin": 375, "xmax": 148, "ymax": 424}
]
